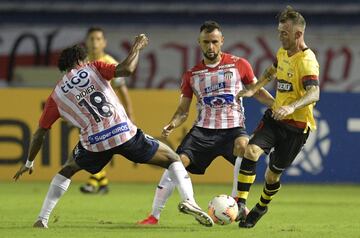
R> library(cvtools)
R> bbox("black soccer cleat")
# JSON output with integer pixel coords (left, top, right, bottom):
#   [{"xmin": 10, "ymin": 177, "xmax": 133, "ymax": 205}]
[
  {"xmin": 239, "ymin": 205, "xmax": 268, "ymax": 228},
  {"xmin": 80, "ymin": 184, "xmax": 97, "ymax": 194},
  {"xmin": 98, "ymin": 185, "xmax": 109, "ymax": 194}
]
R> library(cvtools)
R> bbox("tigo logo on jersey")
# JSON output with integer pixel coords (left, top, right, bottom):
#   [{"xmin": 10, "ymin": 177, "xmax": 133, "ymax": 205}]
[{"xmin": 61, "ymin": 69, "xmax": 90, "ymax": 93}]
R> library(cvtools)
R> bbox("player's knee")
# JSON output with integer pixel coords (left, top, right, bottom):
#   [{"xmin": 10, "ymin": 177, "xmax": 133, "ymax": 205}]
[
  {"xmin": 59, "ymin": 164, "xmax": 80, "ymax": 179},
  {"xmin": 166, "ymin": 149, "xmax": 180, "ymax": 163},
  {"xmin": 158, "ymin": 142, "xmax": 180, "ymax": 163},
  {"xmin": 265, "ymin": 169, "xmax": 281, "ymax": 184},
  {"xmin": 180, "ymin": 154, "xmax": 191, "ymax": 168},
  {"xmin": 234, "ymin": 139, "xmax": 248, "ymax": 156},
  {"xmin": 244, "ymin": 144, "xmax": 262, "ymax": 161}
]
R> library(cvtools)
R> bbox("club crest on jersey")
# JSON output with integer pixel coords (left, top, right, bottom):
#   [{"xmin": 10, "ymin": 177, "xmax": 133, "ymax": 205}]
[
  {"xmin": 277, "ymin": 79, "xmax": 293, "ymax": 92},
  {"xmin": 203, "ymin": 94, "xmax": 234, "ymax": 107},
  {"xmin": 287, "ymin": 71, "xmax": 294, "ymax": 78},
  {"xmin": 224, "ymin": 71, "xmax": 233, "ymax": 80},
  {"xmin": 61, "ymin": 69, "xmax": 90, "ymax": 93}
]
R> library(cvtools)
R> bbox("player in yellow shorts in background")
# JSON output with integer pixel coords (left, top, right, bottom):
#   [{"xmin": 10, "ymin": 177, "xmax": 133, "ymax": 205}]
[{"xmin": 80, "ymin": 27, "xmax": 135, "ymax": 194}]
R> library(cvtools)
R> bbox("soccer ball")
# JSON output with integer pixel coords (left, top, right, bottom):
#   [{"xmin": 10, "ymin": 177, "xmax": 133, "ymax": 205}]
[{"xmin": 208, "ymin": 195, "xmax": 238, "ymax": 225}]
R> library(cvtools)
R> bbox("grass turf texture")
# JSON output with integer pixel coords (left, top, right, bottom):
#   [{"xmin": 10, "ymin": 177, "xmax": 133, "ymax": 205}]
[{"xmin": 0, "ymin": 182, "xmax": 359, "ymax": 238}]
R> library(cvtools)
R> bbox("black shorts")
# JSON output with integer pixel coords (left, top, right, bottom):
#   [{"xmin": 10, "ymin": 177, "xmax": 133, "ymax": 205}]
[
  {"xmin": 176, "ymin": 126, "xmax": 248, "ymax": 174},
  {"xmin": 73, "ymin": 129, "xmax": 159, "ymax": 174},
  {"xmin": 249, "ymin": 109, "xmax": 310, "ymax": 174}
]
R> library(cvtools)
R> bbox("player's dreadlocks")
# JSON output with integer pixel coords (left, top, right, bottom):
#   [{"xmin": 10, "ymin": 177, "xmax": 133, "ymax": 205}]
[
  {"xmin": 200, "ymin": 20, "xmax": 221, "ymax": 33},
  {"xmin": 278, "ymin": 6, "xmax": 306, "ymax": 29},
  {"xmin": 58, "ymin": 44, "xmax": 87, "ymax": 72}
]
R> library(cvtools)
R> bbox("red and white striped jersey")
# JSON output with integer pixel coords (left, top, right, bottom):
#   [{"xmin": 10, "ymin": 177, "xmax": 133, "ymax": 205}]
[
  {"xmin": 181, "ymin": 53, "xmax": 255, "ymax": 129},
  {"xmin": 39, "ymin": 61, "xmax": 137, "ymax": 152}
]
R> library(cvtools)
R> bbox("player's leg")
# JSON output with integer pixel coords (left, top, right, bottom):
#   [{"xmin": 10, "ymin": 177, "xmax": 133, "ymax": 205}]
[
  {"xmin": 34, "ymin": 142, "xmax": 113, "ymax": 228},
  {"xmin": 118, "ymin": 129, "xmax": 212, "ymax": 226},
  {"xmin": 231, "ymin": 135, "xmax": 249, "ymax": 198},
  {"xmin": 97, "ymin": 170, "xmax": 109, "ymax": 194},
  {"xmin": 225, "ymin": 134, "xmax": 252, "ymax": 222},
  {"xmin": 142, "ymin": 140, "xmax": 213, "ymax": 226},
  {"xmin": 147, "ymin": 127, "xmax": 225, "ymax": 226},
  {"xmin": 241, "ymin": 128, "xmax": 309, "ymax": 228},
  {"xmin": 236, "ymin": 112, "xmax": 277, "ymax": 226},
  {"xmin": 236, "ymin": 143, "xmax": 264, "ymax": 201},
  {"xmin": 34, "ymin": 145, "xmax": 83, "ymax": 228},
  {"xmin": 138, "ymin": 154, "xmax": 191, "ymax": 225},
  {"xmin": 80, "ymin": 170, "xmax": 109, "ymax": 194}
]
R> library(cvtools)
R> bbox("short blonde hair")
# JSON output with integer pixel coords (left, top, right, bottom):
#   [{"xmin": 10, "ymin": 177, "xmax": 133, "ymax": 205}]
[{"xmin": 278, "ymin": 6, "xmax": 306, "ymax": 29}]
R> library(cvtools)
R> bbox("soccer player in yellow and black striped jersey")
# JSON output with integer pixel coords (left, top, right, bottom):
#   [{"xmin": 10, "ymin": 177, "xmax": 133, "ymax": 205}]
[
  {"xmin": 79, "ymin": 27, "xmax": 135, "ymax": 194},
  {"xmin": 235, "ymin": 6, "xmax": 320, "ymax": 228}
]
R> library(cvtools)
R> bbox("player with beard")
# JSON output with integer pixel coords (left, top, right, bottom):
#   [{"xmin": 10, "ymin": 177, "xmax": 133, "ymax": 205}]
[{"xmin": 138, "ymin": 21, "xmax": 274, "ymax": 225}]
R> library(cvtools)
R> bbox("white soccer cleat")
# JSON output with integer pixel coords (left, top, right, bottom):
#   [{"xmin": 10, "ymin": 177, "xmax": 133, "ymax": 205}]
[
  {"xmin": 33, "ymin": 219, "xmax": 48, "ymax": 228},
  {"xmin": 178, "ymin": 200, "xmax": 214, "ymax": 227}
]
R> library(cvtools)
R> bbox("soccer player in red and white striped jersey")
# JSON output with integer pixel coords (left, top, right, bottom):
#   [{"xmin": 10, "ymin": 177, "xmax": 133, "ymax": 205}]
[
  {"xmin": 138, "ymin": 21, "xmax": 274, "ymax": 225},
  {"xmin": 13, "ymin": 34, "xmax": 214, "ymax": 228}
]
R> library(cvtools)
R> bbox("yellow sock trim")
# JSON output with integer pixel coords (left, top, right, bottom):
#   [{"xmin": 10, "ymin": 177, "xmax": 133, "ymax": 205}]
[
  {"xmin": 238, "ymin": 174, "xmax": 256, "ymax": 184},
  {"xmin": 93, "ymin": 170, "xmax": 107, "ymax": 180},
  {"xmin": 258, "ymin": 201, "xmax": 267, "ymax": 207},
  {"xmin": 99, "ymin": 178, "xmax": 109, "ymax": 186},
  {"xmin": 88, "ymin": 178, "xmax": 98, "ymax": 187},
  {"xmin": 237, "ymin": 191, "xmax": 249, "ymax": 200},
  {"xmin": 261, "ymin": 191, "xmax": 272, "ymax": 200},
  {"xmin": 265, "ymin": 186, "xmax": 281, "ymax": 193}
]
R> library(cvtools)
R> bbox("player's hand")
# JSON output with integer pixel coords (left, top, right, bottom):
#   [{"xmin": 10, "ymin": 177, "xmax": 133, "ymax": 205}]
[
  {"xmin": 133, "ymin": 34, "xmax": 148, "ymax": 51},
  {"xmin": 162, "ymin": 122, "xmax": 176, "ymax": 138},
  {"xmin": 13, "ymin": 164, "xmax": 33, "ymax": 181},
  {"xmin": 272, "ymin": 105, "xmax": 295, "ymax": 120},
  {"xmin": 236, "ymin": 89, "xmax": 255, "ymax": 100}
]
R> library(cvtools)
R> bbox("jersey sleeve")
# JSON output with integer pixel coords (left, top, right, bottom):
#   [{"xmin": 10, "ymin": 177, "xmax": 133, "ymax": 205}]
[
  {"xmin": 39, "ymin": 95, "xmax": 60, "ymax": 129},
  {"xmin": 92, "ymin": 61, "xmax": 117, "ymax": 81},
  {"xmin": 180, "ymin": 72, "xmax": 193, "ymax": 98},
  {"xmin": 236, "ymin": 58, "xmax": 256, "ymax": 85},
  {"xmin": 298, "ymin": 57, "xmax": 320, "ymax": 89}
]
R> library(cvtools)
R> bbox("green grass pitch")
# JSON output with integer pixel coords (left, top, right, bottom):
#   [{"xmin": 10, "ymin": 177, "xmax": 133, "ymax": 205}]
[{"xmin": 0, "ymin": 182, "xmax": 359, "ymax": 238}]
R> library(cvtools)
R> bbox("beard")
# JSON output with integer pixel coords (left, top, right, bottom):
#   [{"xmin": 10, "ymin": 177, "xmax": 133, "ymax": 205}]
[{"xmin": 203, "ymin": 51, "xmax": 219, "ymax": 61}]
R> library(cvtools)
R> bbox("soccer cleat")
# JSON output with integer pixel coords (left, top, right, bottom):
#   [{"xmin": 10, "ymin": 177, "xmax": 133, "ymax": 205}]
[
  {"xmin": 97, "ymin": 185, "xmax": 109, "ymax": 195},
  {"xmin": 33, "ymin": 220, "xmax": 48, "ymax": 228},
  {"xmin": 178, "ymin": 200, "xmax": 214, "ymax": 227},
  {"xmin": 79, "ymin": 184, "xmax": 97, "ymax": 194},
  {"xmin": 137, "ymin": 215, "xmax": 159, "ymax": 225},
  {"xmin": 235, "ymin": 202, "xmax": 250, "ymax": 223},
  {"xmin": 239, "ymin": 205, "xmax": 268, "ymax": 228}
]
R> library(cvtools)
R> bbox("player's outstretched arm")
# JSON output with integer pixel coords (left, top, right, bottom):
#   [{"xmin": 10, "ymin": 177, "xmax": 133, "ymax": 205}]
[
  {"xmin": 272, "ymin": 85, "xmax": 319, "ymax": 120},
  {"xmin": 13, "ymin": 127, "xmax": 48, "ymax": 181},
  {"xmin": 236, "ymin": 64, "xmax": 276, "ymax": 100},
  {"xmin": 253, "ymin": 87, "xmax": 275, "ymax": 108},
  {"xmin": 162, "ymin": 96, "xmax": 192, "ymax": 138},
  {"xmin": 115, "ymin": 34, "xmax": 148, "ymax": 77}
]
